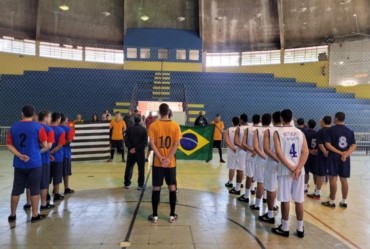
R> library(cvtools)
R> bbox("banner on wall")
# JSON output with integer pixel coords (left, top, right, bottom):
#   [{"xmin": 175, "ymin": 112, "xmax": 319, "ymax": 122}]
[{"xmin": 176, "ymin": 125, "xmax": 214, "ymax": 161}]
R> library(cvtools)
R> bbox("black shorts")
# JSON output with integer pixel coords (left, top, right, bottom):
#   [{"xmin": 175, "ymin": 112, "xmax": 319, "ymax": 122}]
[
  {"xmin": 50, "ymin": 162, "xmax": 63, "ymax": 185},
  {"xmin": 40, "ymin": 164, "xmax": 50, "ymax": 190},
  {"xmin": 111, "ymin": 140, "xmax": 123, "ymax": 152},
  {"xmin": 305, "ymin": 155, "xmax": 317, "ymax": 174},
  {"xmin": 328, "ymin": 154, "xmax": 351, "ymax": 178},
  {"xmin": 213, "ymin": 140, "xmax": 221, "ymax": 148},
  {"xmin": 12, "ymin": 167, "xmax": 42, "ymax": 196},
  {"xmin": 313, "ymin": 153, "xmax": 329, "ymax": 176},
  {"xmin": 63, "ymin": 158, "xmax": 72, "ymax": 176},
  {"xmin": 152, "ymin": 166, "xmax": 176, "ymax": 186}
]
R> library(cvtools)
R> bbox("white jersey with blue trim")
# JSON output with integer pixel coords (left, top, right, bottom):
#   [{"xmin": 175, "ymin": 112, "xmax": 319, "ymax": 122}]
[
  {"xmin": 276, "ymin": 126, "xmax": 304, "ymax": 176},
  {"xmin": 227, "ymin": 127, "xmax": 237, "ymax": 150}
]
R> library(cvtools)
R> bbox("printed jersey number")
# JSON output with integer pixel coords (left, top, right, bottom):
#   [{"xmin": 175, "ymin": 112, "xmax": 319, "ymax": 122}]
[
  {"xmin": 311, "ymin": 139, "xmax": 317, "ymax": 148},
  {"xmin": 290, "ymin": 143, "xmax": 298, "ymax": 158},
  {"xmin": 19, "ymin": 133, "xmax": 27, "ymax": 147},
  {"xmin": 159, "ymin": 136, "xmax": 171, "ymax": 149},
  {"xmin": 338, "ymin": 136, "xmax": 348, "ymax": 149}
]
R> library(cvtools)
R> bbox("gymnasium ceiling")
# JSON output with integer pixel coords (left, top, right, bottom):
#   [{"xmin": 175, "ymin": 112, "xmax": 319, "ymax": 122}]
[{"xmin": 0, "ymin": 0, "xmax": 369, "ymax": 51}]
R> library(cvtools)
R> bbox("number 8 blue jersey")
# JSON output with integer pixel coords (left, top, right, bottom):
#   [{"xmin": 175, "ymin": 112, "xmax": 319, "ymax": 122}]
[{"xmin": 325, "ymin": 125, "xmax": 355, "ymax": 152}]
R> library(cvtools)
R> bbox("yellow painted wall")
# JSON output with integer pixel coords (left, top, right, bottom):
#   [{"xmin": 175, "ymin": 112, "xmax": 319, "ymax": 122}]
[{"xmin": 123, "ymin": 61, "xmax": 202, "ymax": 72}]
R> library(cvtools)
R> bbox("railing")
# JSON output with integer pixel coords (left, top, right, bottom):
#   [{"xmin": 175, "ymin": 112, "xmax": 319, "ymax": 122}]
[{"xmin": 0, "ymin": 126, "xmax": 10, "ymax": 147}]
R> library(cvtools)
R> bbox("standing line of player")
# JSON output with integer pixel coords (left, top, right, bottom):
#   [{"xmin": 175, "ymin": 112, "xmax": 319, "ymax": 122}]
[
  {"xmin": 6, "ymin": 106, "xmax": 75, "ymax": 223},
  {"xmin": 224, "ymin": 109, "xmax": 356, "ymax": 238}
]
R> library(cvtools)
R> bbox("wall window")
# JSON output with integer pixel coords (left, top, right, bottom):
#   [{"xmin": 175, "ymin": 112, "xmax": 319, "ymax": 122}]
[
  {"xmin": 206, "ymin": 52, "xmax": 240, "ymax": 67},
  {"xmin": 158, "ymin": 49, "xmax": 168, "ymax": 60},
  {"xmin": 0, "ymin": 36, "xmax": 36, "ymax": 56},
  {"xmin": 85, "ymin": 47, "xmax": 124, "ymax": 64},
  {"xmin": 140, "ymin": 48, "xmax": 150, "ymax": 59},
  {"xmin": 176, "ymin": 49, "xmax": 186, "ymax": 60},
  {"xmin": 189, "ymin": 50, "xmax": 200, "ymax": 61},
  {"xmin": 39, "ymin": 42, "xmax": 83, "ymax": 61},
  {"xmin": 242, "ymin": 50, "xmax": 281, "ymax": 65},
  {"xmin": 284, "ymin": 46, "xmax": 328, "ymax": 64},
  {"xmin": 127, "ymin": 48, "xmax": 137, "ymax": 59}
]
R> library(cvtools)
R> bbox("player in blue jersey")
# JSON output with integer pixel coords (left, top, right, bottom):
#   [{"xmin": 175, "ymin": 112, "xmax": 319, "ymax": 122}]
[
  {"xmin": 49, "ymin": 113, "xmax": 66, "ymax": 202},
  {"xmin": 6, "ymin": 105, "xmax": 48, "ymax": 223},
  {"xmin": 307, "ymin": 116, "xmax": 332, "ymax": 199},
  {"xmin": 303, "ymin": 120, "xmax": 318, "ymax": 193},
  {"xmin": 60, "ymin": 114, "xmax": 75, "ymax": 195},
  {"xmin": 322, "ymin": 112, "xmax": 356, "ymax": 208}
]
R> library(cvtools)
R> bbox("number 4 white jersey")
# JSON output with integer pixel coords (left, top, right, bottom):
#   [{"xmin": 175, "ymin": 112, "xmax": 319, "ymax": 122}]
[{"xmin": 275, "ymin": 127, "xmax": 304, "ymax": 176}]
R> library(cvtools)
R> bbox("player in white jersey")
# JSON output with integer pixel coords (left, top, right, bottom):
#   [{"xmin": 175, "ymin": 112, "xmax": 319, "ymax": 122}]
[
  {"xmin": 259, "ymin": 111, "xmax": 282, "ymax": 224},
  {"xmin": 230, "ymin": 114, "xmax": 248, "ymax": 195},
  {"xmin": 272, "ymin": 109, "xmax": 309, "ymax": 238},
  {"xmin": 224, "ymin": 117, "xmax": 240, "ymax": 188},
  {"xmin": 250, "ymin": 114, "xmax": 271, "ymax": 211},
  {"xmin": 238, "ymin": 115, "xmax": 260, "ymax": 203}
]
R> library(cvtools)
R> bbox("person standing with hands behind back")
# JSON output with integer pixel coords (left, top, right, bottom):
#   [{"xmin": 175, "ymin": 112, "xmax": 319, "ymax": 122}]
[
  {"xmin": 148, "ymin": 103, "xmax": 182, "ymax": 224},
  {"xmin": 210, "ymin": 114, "xmax": 225, "ymax": 163}
]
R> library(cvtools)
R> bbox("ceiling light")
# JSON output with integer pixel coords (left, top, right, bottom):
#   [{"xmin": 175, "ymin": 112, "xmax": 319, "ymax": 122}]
[
  {"xmin": 102, "ymin": 11, "xmax": 111, "ymax": 17},
  {"xmin": 141, "ymin": 15, "xmax": 149, "ymax": 21},
  {"xmin": 177, "ymin": 16, "xmax": 186, "ymax": 22},
  {"xmin": 353, "ymin": 13, "xmax": 357, "ymax": 17},
  {"xmin": 297, "ymin": 7, "xmax": 307, "ymax": 12},
  {"xmin": 215, "ymin": 16, "xmax": 223, "ymax": 21},
  {"xmin": 341, "ymin": 80, "xmax": 357, "ymax": 86},
  {"xmin": 59, "ymin": 4, "xmax": 69, "ymax": 11},
  {"xmin": 340, "ymin": 0, "xmax": 351, "ymax": 4},
  {"xmin": 339, "ymin": 61, "xmax": 344, "ymax": 65}
]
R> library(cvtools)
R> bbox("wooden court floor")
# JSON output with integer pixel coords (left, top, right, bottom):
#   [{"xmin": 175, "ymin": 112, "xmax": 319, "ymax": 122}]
[{"xmin": 0, "ymin": 149, "xmax": 369, "ymax": 249}]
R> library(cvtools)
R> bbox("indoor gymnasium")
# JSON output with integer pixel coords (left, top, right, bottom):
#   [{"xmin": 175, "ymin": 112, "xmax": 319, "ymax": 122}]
[{"xmin": 0, "ymin": 0, "xmax": 370, "ymax": 248}]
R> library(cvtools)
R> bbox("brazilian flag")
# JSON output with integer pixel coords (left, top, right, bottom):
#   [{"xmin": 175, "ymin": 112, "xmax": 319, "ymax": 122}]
[{"xmin": 176, "ymin": 125, "xmax": 214, "ymax": 161}]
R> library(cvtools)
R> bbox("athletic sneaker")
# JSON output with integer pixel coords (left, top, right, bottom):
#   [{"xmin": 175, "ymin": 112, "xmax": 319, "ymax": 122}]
[
  {"xmin": 258, "ymin": 213, "xmax": 275, "ymax": 224},
  {"xmin": 237, "ymin": 195, "xmax": 249, "ymax": 203},
  {"xmin": 122, "ymin": 158, "xmax": 126, "ymax": 163},
  {"xmin": 137, "ymin": 185, "xmax": 145, "ymax": 190},
  {"xmin": 8, "ymin": 215, "xmax": 16, "ymax": 222},
  {"xmin": 304, "ymin": 189, "xmax": 308, "ymax": 193},
  {"xmin": 225, "ymin": 182, "xmax": 233, "ymax": 188},
  {"xmin": 297, "ymin": 229, "xmax": 305, "ymax": 238},
  {"xmin": 321, "ymin": 201, "xmax": 336, "ymax": 208},
  {"xmin": 31, "ymin": 214, "xmax": 46, "ymax": 223},
  {"xmin": 23, "ymin": 204, "xmax": 31, "ymax": 210},
  {"xmin": 229, "ymin": 188, "xmax": 240, "ymax": 195},
  {"xmin": 263, "ymin": 198, "xmax": 267, "ymax": 204},
  {"xmin": 107, "ymin": 159, "xmax": 113, "ymax": 162},
  {"xmin": 273, "ymin": 206, "xmax": 279, "ymax": 211},
  {"xmin": 148, "ymin": 214, "xmax": 158, "ymax": 223},
  {"xmin": 249, "ymin": 204, "xmax": 260, "ymax": 211},
  {"xmin": 271, "ymin": 225, "xmax": 289, "ymax": 237},
  {"xmin": 339, "ymin": 203, "xmax": 348, "ymax": 209},
  {"xmin": 64, "ymin": 188, "xmax": 75, "ymax": 195},
  {"xmin": 53, "ymin": 194, "xmax": 64, "ymax": 202},
  {"xmin": 40, "ymin": 203, "xmax": 55, "ymax": 210},
  {"xmin": 220, "ymin": 159, "xmax": 225, "ymax": 163},
  {"xmin": 307, "ymin": 193, "xmax": 320, "ymax": 200},
  {"xmin": 251, "ymin": 188, "xmax": 256, "ymax": 195},
  {"xmin": 124, "ymin": 185, "xmax": 130, "ymax": 189},
  {"xmin": 169, "ymin": 214, "xmax": 178, "ymax": 223}
]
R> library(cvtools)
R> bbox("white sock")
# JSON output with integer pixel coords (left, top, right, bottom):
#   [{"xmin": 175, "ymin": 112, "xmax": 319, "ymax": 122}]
[
  {"xmin": 281, "ymin": 219, "xmax": 289, "ymax": 231},
  {"xmin": 329, "ymin": 199, "xmax": 335, "ymax": 205},
  {"xmin": 228, "ymin": 180, "xmax": 233, "ymax": 184},
  {"xmin": 244, "ymin": 188, "xmax": 251, "ymax": 198},
  {"xmin": 341, "ymin": 199, "xmax": 347, "ymax": 204},
  {"xmin": 297, "ymin": 220, "xmax": 304, "ymax": 232},
  {"xmin": 274, "ymin": 199, "xmax": 278, "ymax": 207},
  {"xmin": 315, "ymin": 189, "xmax": 321, "ymax": 195},
  {"xmin": 263, "ymin": 190, "xmax": 267, "ymax": 199},
  {"xmin": 235, "ymin": 183, "xmax": 241, "ymax": 191},
  {"xmin": 268, "ymin": 210, "xmax": 274, "ymax": 218},
  {"xmin": 255, "ymin": 198, "xmax": 262, "ymax": 207},
  {"xmin": 251, "ymin": 181, "xmax": 256, "ymax": 189}
]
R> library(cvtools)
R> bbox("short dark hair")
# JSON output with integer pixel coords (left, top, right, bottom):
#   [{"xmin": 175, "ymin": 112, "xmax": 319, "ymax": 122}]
[
  {"xmin": 134, "ymin": 109, "xmax": 139, "ymax": 113},
  {"xmin": 240, "ymin": 114, "xmax": 248, "ymax": 123},
  {"xmin": 215, "ymin": 114, "xmax": 220, "ymax": 117},
  {"xmin": 252, "ymin": 114, "xmax": 260, "ymax": 125},
  {"xmin": 261, "ymin": 113, "xmax": 272, "ymax": 126},
  {"xmin": 281, "ymin": 109, "xmax": 293, "ymax": 123},
  {"xmin": 115, "ymin": 111, "xmax": 121, "ymax": 115},
  {"xmin": 335, "ymin": 112, "xmax": 345, "ymax": 122},
  {"xmin": 159, "ymin": 103, "xmax": 170, "ymax": 117},
  {"xmin": 232, "ymin": 117, "xmax": 240, "ymax": 126},
  {"xmin": 308, "ymin": 119, "xmax": 316, "ymax": 129},
  {"xmin": 297, "ymin": 118, "xmax": 305, "ymax": 126},
  {"xmin": 272, "ymin": 111, "xmax": 281, "ymax": 124},
  {"xmin": 22, "ymin": 105, "xmax": 35, "ymax": 118},
  {"xmin": 38, "ymin": 111, "xmax": 50, "ymax": 122},
  {"xmin": 51, "ymin": 112, "xmax": 61, "ymax": 122},
  {"xmin": 60, "ymin": 113, "xmax": 67, "ymax": 122},
  {"xmin": 323, "ymin": 116, "xmax": 332, "ymax": 125},
  {"xmin": 134, "ymin": 116, "xmax": 141, "ymax": 124}
]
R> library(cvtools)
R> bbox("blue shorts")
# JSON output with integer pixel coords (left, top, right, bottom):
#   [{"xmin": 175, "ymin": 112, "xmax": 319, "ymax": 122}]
[
  {"xmin": 305, "ymin": 155, "xmax": 317, "ymax": 175},
  {"xmin": 313, "ymin": 153, "xmax": 329, "ymax": 176},
  {"xmin": 63, "ymin": 158, "xmax": 72, "ymax": 177},
  {"xmin": 328, "ymin": 154, "xmax": 351, "ymax": 178},
  {"xmin": 12, "ymin": 167, "xmax": 42, "ymax": 196},
  {"xmin": 40, "ymin": 164, "xmax": 50, "ymax": 190},
  {"xmin": 50, "ymin": 162, "xmax": 63, "ymax": 185}
]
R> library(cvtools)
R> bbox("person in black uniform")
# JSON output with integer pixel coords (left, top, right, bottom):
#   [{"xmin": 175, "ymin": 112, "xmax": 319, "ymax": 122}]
[
  {"xmin": 124, "ymin": 116, "xmax": 148, "ymax": 190},
  {"xmin": 303, "ymin": 119, "xmax": 318, "ymax": 193},
  {"xmin": 194, "ymin": 111, "xmax": 209, "ymax": 126}
]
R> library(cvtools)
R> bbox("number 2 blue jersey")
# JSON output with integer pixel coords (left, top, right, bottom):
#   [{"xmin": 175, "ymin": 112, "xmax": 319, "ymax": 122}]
[
  {"xmin": 7, "ymin": 121, "xmax": 47, "ymax": 169},
  {"xmin": 325, "ymin": 125, "xmax": 355, "ymax": 152}
]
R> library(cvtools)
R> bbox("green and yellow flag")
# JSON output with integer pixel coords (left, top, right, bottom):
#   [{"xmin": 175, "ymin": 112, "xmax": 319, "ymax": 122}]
[{"xmin": 176, "ymin": 125, "xmax": 214, "ymax": 161}]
